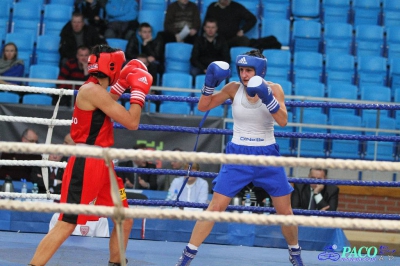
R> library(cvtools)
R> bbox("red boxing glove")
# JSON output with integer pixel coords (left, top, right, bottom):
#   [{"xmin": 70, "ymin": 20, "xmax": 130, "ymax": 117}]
[
  {"xmin": 110, "ymin": 59, "xmax": 148, "ymax": 96},
  {"xmin": 127, "ymin": 69, "xmax": 153, "ymax": 108}
]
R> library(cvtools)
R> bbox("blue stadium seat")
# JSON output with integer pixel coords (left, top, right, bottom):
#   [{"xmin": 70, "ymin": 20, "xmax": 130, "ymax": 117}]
[
  {"xmin": 0, "ymin": 18, "xmax": 9, "ymax": 39},
  {"xmin": 0, "ymin": 92, "xmax": 20, "ymax": 103},
  {"xmin": 291, "ymin": 0, "xmax": 320, "ymax": 21},
  {"xmin": 327, "ymin": 83, "xmax": 358, "ymax": 117},
  {"xmin": 42, "ymin": 4, "xmax": 73, "ymax": 36},
  {"xmin": 137, "ymin": 10, "xmax": 165, "ymax": 38},
  {"xmin": 22, "ymin": 94, "xmax": 53, "ymax": 105},
  {"xmin": 382, "ymin": 0, "xmax": 400, "ymax": 27},
  {"xmin": 292, "ymin": 52, "xmax": 323, "ymax": 83},
  {"xmin": 292, "ymin": 20, "xmax": 322, "ymax": 53},
  {"xmin": 323, "ymin": 22, "xmax": 353, "ymax": 55},
  {"xmin": 321, "ymin": 0, "xmax": 351, "ymax": 24},
  {"xmin": 386, "ymin": 26, "xmax": 400, "ymax": 59},
  {"xmin": 43, "ymin": 4, "xmax": 73, "ymax": 24},
  {"xmin": 51, "ymin": 0, "xmax": 75, "ymax": 6},
  {"xmin": 161, "ymin": 72, "xmax": 193, "ymax": 96},
  {"xmin": 352, "ymin": 0, "xmax": 381, "ymax": 26},
  {"xmin": 357, "ymin": 56, "xmax": 388, "ymax": 87},
  {"xmin": 329, "ymin": 114, "xmax": 362, "ymax": 159},
  {"xmin": 389, "ymin": 57, "xmax": 400, "ymax": 90},
  {"xmin": 354, "ymin": 25, "xmax": 384, "ymax": 57},
  {"xmin": 260, "ymin": 19, "xmax": 291, "ymax": 47},
  {"xmin": 164, "ymin": 43, "xmax": 193, "ymax": 74},
  {"xmin": 293, "ymin": 81, "xmax": 325, "ymax": 97},
  {"xmin": 11, "ymin": 18, "xmax": 40, "ymax": 39},
  {"xmin": 0, "ymin": 3, "xmax": 11, "ymax": 33},
  {"xmin": 12, "ymin": 2, "xmax": 42, "ymax": 21},
  {"xmin": 42, "ymin": 21, "xmax": 66, "ymax": 36},
  {"xmin": 274, "ymin": 111, "xmax": 294, "ymax": 156},
  {"xmin": 296, "ymin": 110, "xmax": 328, "ymax": 157},
  {"xmin": 261, "ymin": 1, "xmax": 290, "ymax": 20},
  {"xmin": 28, "ymin": 65, "xmax": 60, "ymax": 88},
  {"xmin": 359, "ymin": 85, "xmax": 391, "ymax": 118},
  {"xmin": 262, "ymin": 49, "xmax": 291, "ymax": 72},
  {"xmin": 324, "ymin": 53, "xmax": 355, "ymax": 85},
  {"xmin": 159, "ymin": 101, "xmax": 191, "ymax": 115},
  {"xmin": 106, "ymin": 38, "xmax": 128, "ymax": 51},
  {"xmin": 362, "ymin": 116, "xmax": 396, "ymax": 161},
  {"xmin": 35, "ymin": 34, "xmax": 61, "ymax": 66},
  {"xmin": 139, "ymin": 0, "xmax": 167, "ymax": 11},
  {"xmin": 265, "ymin": 67, "xmax": 291, "ymax": 81}
]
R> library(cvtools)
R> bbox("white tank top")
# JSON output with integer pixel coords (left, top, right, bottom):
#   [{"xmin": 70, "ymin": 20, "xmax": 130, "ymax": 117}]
[{"xmin": 231, "ymin": 83, "xmax": 276, "ymax": 146}]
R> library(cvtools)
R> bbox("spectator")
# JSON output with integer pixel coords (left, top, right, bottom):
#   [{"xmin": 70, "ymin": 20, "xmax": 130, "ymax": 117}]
[
  {"xmin": 104, "ymin": 0, "xmax": 139, "ymax": 40},
  {"xmin": 74, "ymin": 0, "xmax": 108, "ymax": 37},
  {"xmin": 0, "ymin": 42, "xmax": 24, "ymax": 85},
  {"xmin": 167, "ymin": 163, "xmax": 209, "ymax": 204},
  {"xmin": 204, "ymin": 0, "xmax": 281, "ymax": 50},
  {"xmin": 235, "ymin": 182, "xmax": 272, "ymax": 207},
  {"xmin": 160, "ymin": 147, "xmax": 184, "ymax": 191},
  {"xmin": 190, "ymin": 18, "xmax": 230, "ymax": 78},
  {"xmin": 30, "ymin": 153, "xmax": 63, "ymax": 194},
  {"xmin": 119, "ymin": 144, "xmax": 158, "ymax": 190},
  {"xmin": 291, "ymin": 168, "xmax": 339, "ymax": 211},
  {"xmin": 0, "ymin": 128, "xmax": 41, "ymax": 181},
  {"xmin": 158, "ymin": 0, "xmax": 201, "ymax": 48},
  {"xmin": 56, "ymin": 45, "xmax": 90, "ymax": 106},
  {"xmin": 59, "ymin": 12, "xmax": 106, "ymax": 66},
  {"xmin": 126, "ymin": 22, "xmax": 164, "ymax": 85}
]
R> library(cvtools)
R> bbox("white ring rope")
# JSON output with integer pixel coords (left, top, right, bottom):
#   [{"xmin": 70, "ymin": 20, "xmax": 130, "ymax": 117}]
[
  {"xmin": 0, "ymin": 160, "xmax": 66, "ymax": 167},
  {"xmin": 0, "ymin": 115, "xmax": 72, "ymax": 126},
  {"xmin": 0, "ymin": 200, "xmax": 399, "ymax": 231},
  {"xmin": 0, "ymin": 84, "xmax": 74, "ymax": 95},
  {"xmin": 0, "ymin": 192, "xmax": 60, "ymax": 200},
  {"xmin": 0, "ymin": 142, "xmax": 399, "ymax": 172}
]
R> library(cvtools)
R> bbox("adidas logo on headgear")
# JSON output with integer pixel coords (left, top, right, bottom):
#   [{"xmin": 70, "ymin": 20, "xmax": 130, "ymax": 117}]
[
  {"xmin": 237, "ymin": 57, "xmax": 247, "ymax": 64},
  {"xmin": 138, "ymin": 76, "xmax": 148, "ymax": 85}
]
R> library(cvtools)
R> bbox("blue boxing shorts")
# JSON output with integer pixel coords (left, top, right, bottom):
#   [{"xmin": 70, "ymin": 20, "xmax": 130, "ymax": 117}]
[{"xmin": 212, "ymin": 142, "xmax": 293, "ymax": 198}]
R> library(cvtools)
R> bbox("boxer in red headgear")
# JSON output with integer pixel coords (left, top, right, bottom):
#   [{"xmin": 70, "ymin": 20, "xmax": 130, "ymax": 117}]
[{"xmin": 30, "ymin": 44, "xmax": 153, "ymax": 266}]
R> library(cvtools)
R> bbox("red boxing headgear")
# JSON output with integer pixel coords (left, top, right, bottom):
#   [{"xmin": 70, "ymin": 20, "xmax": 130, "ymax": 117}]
[{"xmin": 87, "ymin": 50, "xmax": 126, "ymax": 86}]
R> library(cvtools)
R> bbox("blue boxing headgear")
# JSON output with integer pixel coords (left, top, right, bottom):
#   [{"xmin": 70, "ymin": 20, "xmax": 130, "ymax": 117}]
[{"xmin": 236, "ymin": 54, "xmax": 267, "ymax": 83}]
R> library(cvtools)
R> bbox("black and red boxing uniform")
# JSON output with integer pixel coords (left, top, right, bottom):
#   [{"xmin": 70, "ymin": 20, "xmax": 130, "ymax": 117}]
[{"xmin": 59, "ymin": 78, "xmax": 128, "ymax": 225}]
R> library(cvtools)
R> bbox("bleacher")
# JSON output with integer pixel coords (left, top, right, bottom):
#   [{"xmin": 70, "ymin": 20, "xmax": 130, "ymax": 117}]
[{"xmin": 1, "ymin": 0, "xmax": 400, "ymax": 164}]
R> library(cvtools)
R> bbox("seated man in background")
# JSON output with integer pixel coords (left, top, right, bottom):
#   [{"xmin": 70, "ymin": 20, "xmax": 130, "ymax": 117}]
[
  {"xmin": 0, "ymin": 128, "xmax": 41, "ymax": 181},
  {"xmin": 30, "ymin": 153, "xmax": 63, "ymax": 194},
  {"xmin": 190, "ymin": 18, "xmax": 230, "ymax": 78},
  {"xmin": 56, "ymin": 45, "xmax": 90, "ymax": 106},
  {"xmin": 119, "ymin": 144, "xmax": 158, "ymax": 190},
  {"xmin": 167, "ymin": 163, "xmax": 209, "ymax": 205},
  {"xmin": 291, "ymin": 168, "xmax": 339, "ymax": 211}
]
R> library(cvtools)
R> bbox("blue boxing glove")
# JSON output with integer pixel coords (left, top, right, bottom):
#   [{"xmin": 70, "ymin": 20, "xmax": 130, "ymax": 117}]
[
  {"xmin": 201, "ymin": 61, "xmax": 231, "ymax": 96},
  {"xmin": 247, "ymin": 76, "xmax": 280, "ymax": 114}
]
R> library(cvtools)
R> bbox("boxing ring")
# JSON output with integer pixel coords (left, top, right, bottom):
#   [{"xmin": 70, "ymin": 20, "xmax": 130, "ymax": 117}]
[{"xmin": 1, "ymin": 84, "xmax": 400, "ymax": 265}]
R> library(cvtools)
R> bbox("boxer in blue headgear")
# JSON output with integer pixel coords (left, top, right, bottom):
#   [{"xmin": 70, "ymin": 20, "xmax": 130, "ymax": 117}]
[
  {"xmin": 236, "ymin": 52, "xmax": 267, "ymax": 83},
  {"xmin": 176, "ymin": 49, "xmax": 305, "ymax": 266}
]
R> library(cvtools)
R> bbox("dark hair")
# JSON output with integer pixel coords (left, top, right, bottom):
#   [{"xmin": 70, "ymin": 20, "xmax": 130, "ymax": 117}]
[
  {"xmin": 133, "ymin": 143, "xmax": 147, "ymax": 150},
  {"xmin": 244, "ymin": 49, "xmax": 265, "ymax": 59},
  {"xmin": 309, "ymin": 168, "xmax": 328, "ymax": 177},
  {"xmin": 139, "ymin": 22, "xmax": 152, "ymax": 30},
  {"xmin": 204, "ymin": 18, "xmax": 218, "ymax": 26}
]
